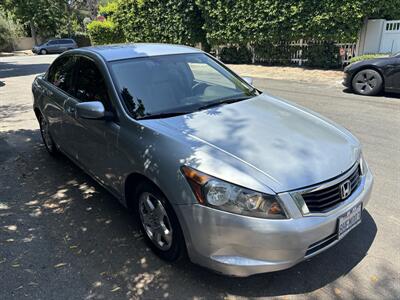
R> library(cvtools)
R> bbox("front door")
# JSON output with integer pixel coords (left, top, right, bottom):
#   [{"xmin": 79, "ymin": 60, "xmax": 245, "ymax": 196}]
[
  {"xmin": 63, "ymin": 56, "xmax": 122, "ymax": 194},
  {"xmin": 385, "ymin": 57, "xmax": 400, "ymax": 92}
]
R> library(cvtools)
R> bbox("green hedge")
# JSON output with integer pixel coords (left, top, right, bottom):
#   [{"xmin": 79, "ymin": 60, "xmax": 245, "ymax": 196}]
[
  {"xmin": 349, "ymin": 54, "xmax": 389, "ymax": 63},
  {"xmin": 304, "ymin": 42, "xmax": 340, "ymax": 69},
  {"xmin": 220, "ymin": 46, "xmax": 252, "ymax": 64},
  {"xmin": 113, "ymin": 0, "xmax": 205, "ymax": 46},
  {"xmin": 86, "ymin": 20, "xmax": 124, "ymax": 45}
]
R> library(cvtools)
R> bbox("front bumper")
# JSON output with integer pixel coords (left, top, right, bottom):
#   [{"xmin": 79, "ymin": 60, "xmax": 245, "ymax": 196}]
[
  {"xmin": 175, "ymin": 169, "xmax": 373, "ymax": 277},
  {"xmin": 342, "ymin": 72, "xmax": 352, "ymax": 87}
]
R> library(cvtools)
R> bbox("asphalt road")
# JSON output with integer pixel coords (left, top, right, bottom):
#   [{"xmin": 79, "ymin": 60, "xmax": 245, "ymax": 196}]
[{"xmin": 1, "ymin": 55, "xmax": 399, "ymax": 300}]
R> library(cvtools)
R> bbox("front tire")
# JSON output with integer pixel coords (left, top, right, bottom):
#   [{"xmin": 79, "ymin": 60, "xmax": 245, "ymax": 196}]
[
  {"xmin": 135, "ymin": 181, "xmax": 185, "ymax": 262},
  {"xmin": 39, "ymin": 115, "xmax": 58, "ymax": 155},
  {"xmin": 352, "ymin": 69, "xmax": 383, "ymax": 96},
  {"xmin": 40, "ymin": 49, "xmax": 47, "ymax": 55}
]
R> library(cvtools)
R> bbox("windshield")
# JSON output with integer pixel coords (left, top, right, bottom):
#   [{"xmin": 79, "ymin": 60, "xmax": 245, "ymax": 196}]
[{"xmin": 110, "ymin": 53, "xmax": 259, "ymax": 119}]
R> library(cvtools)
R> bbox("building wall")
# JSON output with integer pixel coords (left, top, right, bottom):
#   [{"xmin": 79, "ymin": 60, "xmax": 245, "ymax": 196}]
[
  {"xmin": 357, "ymin": 19, "xmax": 400, "ymax": 55},
  {"xmin": 13, "ymin": 37, "xmax": 35, "ymax": 51}
]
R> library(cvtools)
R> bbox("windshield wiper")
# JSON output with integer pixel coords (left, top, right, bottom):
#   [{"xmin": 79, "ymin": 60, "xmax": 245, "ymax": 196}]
[
  {"xmin": 195, "ymin": 96, "xmax": 252, "ymax": 111},
  {"xmin": 137, "ymin": 111, "xmax": 190, "ymax": 120}
]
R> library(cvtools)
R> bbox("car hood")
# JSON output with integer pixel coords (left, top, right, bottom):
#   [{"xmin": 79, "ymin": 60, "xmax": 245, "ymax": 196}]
[{"xmin": 159, "ymin": 94, "xmax": 360, "ymax": 192}]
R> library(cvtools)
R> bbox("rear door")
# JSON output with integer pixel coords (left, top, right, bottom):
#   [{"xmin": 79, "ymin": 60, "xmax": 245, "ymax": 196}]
[
  {"xmin": 42, "ymin": 55, "xmax": 76, "ymax": 151},
  {"xmin": 46, "ymin": 40, "xmax": 59, "ymax": 53}
]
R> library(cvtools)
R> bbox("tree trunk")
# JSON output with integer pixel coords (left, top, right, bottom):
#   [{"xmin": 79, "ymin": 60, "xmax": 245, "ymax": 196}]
[{"xmin": 30, "ymin": 20, "xmax": 38, "ymax": 45}]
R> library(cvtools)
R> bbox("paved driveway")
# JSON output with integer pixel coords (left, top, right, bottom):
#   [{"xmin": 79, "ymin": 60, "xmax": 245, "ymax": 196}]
[{"xmin": 0, "ymin": 55, "xmax": 399, "ymax": 299}]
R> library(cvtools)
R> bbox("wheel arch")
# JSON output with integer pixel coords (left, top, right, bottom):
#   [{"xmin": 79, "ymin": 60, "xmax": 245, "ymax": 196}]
[{"xmin": 124, "ymin": 172, "xmax": 165, "ymax": 211}]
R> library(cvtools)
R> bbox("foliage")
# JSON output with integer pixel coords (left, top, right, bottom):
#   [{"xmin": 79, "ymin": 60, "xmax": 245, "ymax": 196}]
[
  {"xmin": 99, "ymin": 1, "xmax": 119, "ymax": 19},
  {"xmin": 349, "ymin": 53, "xmax": 389, "ymax": 63},
  {"xmin": 2, "ymin": 0, "xmax": 65, "ymax": 39},
  {"xmin": 113, "ymin": 0, "xmax": 206, "ymax": 46},
  {"xmin": 219, "ymin": 45, "xmax": 252, "ymax": 64},
  {"xmin": 87, "ymin": 20, "xmax": 124, "ymax": 45},
  {"xmin": 196, "ymin": 0, "xmax": 400, "ymax": 45},
  {"xmin": 0, "ymin": 14, "xmax": 13, "ymax": 51},
  {"xmin": 303, "ymin": 42, "xmax": 341, "ymax": 69},
  {"xmin": 2, "ymin": 0, "xmax": 90, "ymax": 40}
]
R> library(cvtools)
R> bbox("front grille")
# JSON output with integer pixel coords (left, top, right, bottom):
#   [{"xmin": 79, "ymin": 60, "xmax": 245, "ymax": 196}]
[{"xmin": 301, "ymin": 165, "xmax": 361, "ymax": 213}]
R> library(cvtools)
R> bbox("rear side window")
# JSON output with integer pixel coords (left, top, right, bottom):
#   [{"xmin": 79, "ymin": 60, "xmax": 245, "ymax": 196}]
[
  {"xmin": 60, "ymin": 39, "xmax": 74, "ymax": 44},
  {"xmin": 47, "ymin": 56, "xmax": 76, "ymax": 95}
]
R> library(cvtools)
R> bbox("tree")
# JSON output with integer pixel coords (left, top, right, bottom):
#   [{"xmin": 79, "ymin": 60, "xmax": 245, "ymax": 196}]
[{"xmin": 2, "ymin": 0, "xmax": 90, "ymax": 43}]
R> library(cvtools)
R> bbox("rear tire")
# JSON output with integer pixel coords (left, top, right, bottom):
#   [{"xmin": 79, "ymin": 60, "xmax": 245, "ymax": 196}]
[
  {"xmin": 38, "ymin": 115, "xmax": 59, "ymax": 156},
  {"xmin": 352, "ymin": 69, "xmax": 383, "ymax": 96},
  {"xmin": 134, "ymin": 181, "xmax": 185, "ymax": 262}
]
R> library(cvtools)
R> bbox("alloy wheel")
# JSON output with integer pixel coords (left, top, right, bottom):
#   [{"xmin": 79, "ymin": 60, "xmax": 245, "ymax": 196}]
[
  {"xmin": 138, "ymin": 192, "xmax": 173, "ymax": 251},
  {"xmin": 352, "ymin": 69, "xmax": 382, "ymax": 95}
]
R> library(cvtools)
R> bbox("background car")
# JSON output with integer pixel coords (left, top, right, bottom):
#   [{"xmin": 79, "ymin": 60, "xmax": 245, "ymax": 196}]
[
  {"xmin": 32, "ymin": 38, "xmax": 78, "ymax": 55},
  {"xmin": 343, "ymin": 52, "xmax": 400, "ymax": 96}
]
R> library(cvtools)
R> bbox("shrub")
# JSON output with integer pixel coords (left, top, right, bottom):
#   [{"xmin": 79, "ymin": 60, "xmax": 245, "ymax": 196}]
[
  {"xmin": 86, "ymin": 20, "xmax": 124, "ymax": 45},
  {"xmin": 304, "ymin": 42, "xmax": 341, "ymax": 69},
  {"xmin": 99, "ymin": 1, "xmax": 119, "ymax": 19},
  {"xmin": 0, "ymin": 14, "xmax": 13, "ymax": 51},
  {"xmin": 349, "ymin": 53, "xmax": 389, "ymax": 63},
  {"xmin": 219, "ymin": 45, "xmax": 252, "ymax": 64},
  {"xmin": 113, "ymin": 0, "xmax": 205, "ymax": 46}
]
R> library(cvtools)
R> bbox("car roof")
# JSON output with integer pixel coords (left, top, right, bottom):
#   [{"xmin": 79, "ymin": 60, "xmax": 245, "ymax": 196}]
[{"xmin": 77, "ymin": 43, "xmax": 202, "ymax": 62}]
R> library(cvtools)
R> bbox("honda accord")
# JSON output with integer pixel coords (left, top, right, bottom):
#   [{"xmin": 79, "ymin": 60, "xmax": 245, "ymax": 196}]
[{"xmin": 32, "ymin": 44, "xmax": 374, "ymax": 277}]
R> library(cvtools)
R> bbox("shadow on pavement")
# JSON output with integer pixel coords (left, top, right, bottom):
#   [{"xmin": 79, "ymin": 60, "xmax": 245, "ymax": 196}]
[
  {"xmin": 0, "ymin": 62, "xmax": 50, "ymax": 79},
  {"xmin": 0, "ymin": 129, "xmax": 386, "ymax": 300},
  {"xmin": 342, "ymin": 87, "xmax": 400, "ymax": 99}
]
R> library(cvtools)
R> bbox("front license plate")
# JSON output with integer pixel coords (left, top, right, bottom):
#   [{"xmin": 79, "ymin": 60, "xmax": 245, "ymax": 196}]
[{"xmin": 338, "ymin": 203, "xmax": 362, "ymax": 240}]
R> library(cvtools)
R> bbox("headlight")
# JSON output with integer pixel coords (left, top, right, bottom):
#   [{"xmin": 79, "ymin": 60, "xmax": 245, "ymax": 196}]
[{"xmin": 181, "ymin": 166, "xmax": 287, "ymax": 219}]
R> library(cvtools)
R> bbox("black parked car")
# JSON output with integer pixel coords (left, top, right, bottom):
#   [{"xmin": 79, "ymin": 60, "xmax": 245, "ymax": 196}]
[
  {"xmin": 32, "ymin": 39, "xmax": 78, "ymax": 55},
  {"xmin": 343, "ymin": 52, "xmax": 400, "ymax": 95}
]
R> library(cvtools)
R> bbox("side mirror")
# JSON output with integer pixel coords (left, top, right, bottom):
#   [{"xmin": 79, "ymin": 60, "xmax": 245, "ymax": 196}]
[
  {"xmin": 75, "ymin": 101, "xmax": 105, "ymax": 120},
  {"xmin": 242, "ymin": 76, "xmax": 254, "ymax": 85}
]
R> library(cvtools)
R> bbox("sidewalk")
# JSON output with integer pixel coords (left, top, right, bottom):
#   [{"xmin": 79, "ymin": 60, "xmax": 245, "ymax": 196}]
[
  {"xmin": 228, "ymin": 64, "xmax": 343, "ymax": 84},
  {"xmin": 0, "ymin": 50, "xmax": 33, "ymax": 57}
]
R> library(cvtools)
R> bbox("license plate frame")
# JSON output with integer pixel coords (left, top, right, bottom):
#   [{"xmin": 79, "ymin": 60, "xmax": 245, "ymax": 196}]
[{"xmin": 337, "ymin": 203, "xmax": 362, "ymax": 240}]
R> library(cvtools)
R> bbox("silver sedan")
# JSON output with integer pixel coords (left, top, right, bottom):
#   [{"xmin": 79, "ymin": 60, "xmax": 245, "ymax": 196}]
[{"xmin": 32, "ymin": 44, "xmax": 373, "ymax": 277}]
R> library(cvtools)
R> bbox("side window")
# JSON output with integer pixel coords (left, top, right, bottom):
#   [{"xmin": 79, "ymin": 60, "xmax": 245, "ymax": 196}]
[
  {"xmin": 48, "ymin": 40, "xmax": 58, "ymax": 45},
  {"xmin": 74, "ymin": 57, "xmax": 111, "ymax": 110},
  {"xmin": 47, "ymin": 56, "xmax": 76, "ymax": 95}
]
